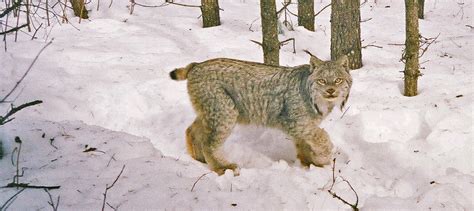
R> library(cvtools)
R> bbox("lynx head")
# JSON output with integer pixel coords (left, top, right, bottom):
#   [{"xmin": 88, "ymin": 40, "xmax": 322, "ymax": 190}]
[{"xmin": 305, "ymin": 51, "xmax": 352, "ymax": 111}]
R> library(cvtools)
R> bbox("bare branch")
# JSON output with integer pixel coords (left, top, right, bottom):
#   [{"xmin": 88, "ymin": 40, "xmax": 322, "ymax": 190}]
[
  {"xmin": 341, "ymin": 177, "xmax": 359, "ymax": 208},
  {"xmin": 44, "ymin": 188, "xmax": 60, "ymax": 211},
  {"xmin": 303, "ymin": 49, "xmax": 315, "ymax": 57},
  {"xmin": 191, "ymin": 172, "xmax": 211, "ymax": 192},
  {"xmin": 133, "ymin": 1, "xmax": 168, "ymax": 8},
  {"xmin": 101, "ymin": 165, "xmax": 126, "ymax": 211},
  {"xmin": 0, "ymin": 100, "xmax": 43, "ymax": 125},
  {"xmin": 250, "ymin": 39, "xmax": 262, "ymax": 46},
  {"xmin": 0, "ymin": 24, "xmax": 28, "ymax": 35},
  {"xmin": 362, "ymin": 44, "xmax": 382, "ymax": 49},
  {"xmin": 280, "ymin": 38, "xmax": 296, "ymax": 53},
  {"xmin": 1, "ymin": 40, "xmax": 53, "ymax": 102},
  {"xmin": 327, "ymin": 158, "xmax": 359, "ymax": 211},
  {"xmin": 314, "ymin": 3, "xmax": 331, "ymax": 17},
  {"xmin": 0, "ymin": 0, "xmax": 22, "ymax": 18},
  {"xmin": 0, "ymin": 188, "xmax": 26, "ymax": 210},
  {"xmin": 164, "ymin": 0, "xmax": 201, "ymax": 8},
  {"xmin": 4, "ymin": 183, "xmax": 61, "ymax": 189},
  {"xmin": 276, "ymin": 0, "xmax": 292, "ymax": 15},
  {"xmin": 248, "ymin": 17, "xmax": 259, "ymax": 32},
  {"xmin": 418, "ymin": 33, "xmax": 440, "ymax": 58}
]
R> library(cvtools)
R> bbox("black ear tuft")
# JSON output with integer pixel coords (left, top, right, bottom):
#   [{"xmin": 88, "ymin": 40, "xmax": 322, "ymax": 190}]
[{"xmin": 304, "ymin": 50, "xmax": 324, "ymax": 70}]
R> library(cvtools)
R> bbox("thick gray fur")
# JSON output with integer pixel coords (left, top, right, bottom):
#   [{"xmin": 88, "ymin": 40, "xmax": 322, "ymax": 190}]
[{"xmin": 171, "ymin": 54, "xmax": 352, "ymax": 175}]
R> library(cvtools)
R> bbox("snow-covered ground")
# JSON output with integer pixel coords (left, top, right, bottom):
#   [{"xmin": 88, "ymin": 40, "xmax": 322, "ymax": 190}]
[{"xmin": 1, "ymin": 0, "xmax": 473, "ymax": 210}]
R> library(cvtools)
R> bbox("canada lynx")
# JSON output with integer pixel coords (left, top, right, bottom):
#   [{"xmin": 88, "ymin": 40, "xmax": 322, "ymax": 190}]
[{"xmin": 170, "ymin": 52, "xmax": 352, "ymax": 175}]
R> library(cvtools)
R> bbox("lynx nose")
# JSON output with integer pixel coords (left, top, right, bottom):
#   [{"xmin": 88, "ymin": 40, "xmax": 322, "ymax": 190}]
[{"xmin": 326, "ymin": 88, "xmax": 335, "ymax": 95}]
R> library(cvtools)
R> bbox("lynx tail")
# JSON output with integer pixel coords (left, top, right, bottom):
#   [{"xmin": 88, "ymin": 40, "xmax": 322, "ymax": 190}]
[{"xmin": 169, "ymin": 63, "xmax": 196, "ymax": 81}]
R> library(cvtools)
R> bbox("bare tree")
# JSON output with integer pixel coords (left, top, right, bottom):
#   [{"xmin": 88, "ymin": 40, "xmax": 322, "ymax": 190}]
[
  {"xmin": 298, "ymin": 0, "xmax": 314, "ymax": 31},
  {"xmin": 260, "ymin": 0, "xmax": 279, "ymax": 65},
  {"xmin": 201, "ymin": 0, "xmax": 220, "ymax": 27},
  {"xmin": 71, "ymin": 0, "xmax": 89, "ymax": 19},
  {"xmin": 404, "ymin": 0, "xmax": 420, "ymax": 96},
  {"xmin": 330, "ymin": 0, "xmax": 362, "ymax": 69},
  {"xmin": 418, "ymin": 0, "xmax": 425, "ymax": 19}
]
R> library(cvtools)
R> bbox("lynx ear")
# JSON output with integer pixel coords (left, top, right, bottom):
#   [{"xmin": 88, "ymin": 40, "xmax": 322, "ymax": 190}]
[
  {"xmin": 304, "ymin": 50, "xmax": 324, "ymax": 69},
  {"xmin": 336, "ymin": 55, "xmax": 349, "ymax": 70}
]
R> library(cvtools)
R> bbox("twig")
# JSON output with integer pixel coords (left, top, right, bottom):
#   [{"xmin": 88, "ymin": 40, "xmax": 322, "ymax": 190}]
[
  {"xmin": 3, "ymin": 183, "xmax": 61, "ymax": 189},
  {"xmin": 0, "ymin": 40, "xmax": 53, "ymax": 102},
  {"xmin": 340, "ymin": 105, "xmax": 351, "ymax": 119},
  {"xmin": 362, "ymin": 44, "xmax": 382, "ymax": 49},
  {"xmin": 276, "ymin": 0, "xmax": 292, "ymax": 15},
  {"xmin": 327, "ymin": 158, "xmax": 359, "ymax": 211},
  {"xmin": 0, "ymin": 100, "xmax": 43, "ymax": 125},
  {"xmin": 418, "ymin": 33, "xmax": 440, "ymax": 58},
  {"xmin": 12, "ymin": 137, "xmax": 23, "ymax": 185},
  {"xmin": 280, "ymin": 38, "xmax": 296, "ymax": 53},
  {"xmin": 0, "ymin": 23, "xmax": 28, "ymax": 35},
  {"xmin": 106, "ymin": 202, "xmax": 118, "ymax": 210},
  {"xmin": 30, "ymin": 22, "xmax": 42, "ymax": 40},
  {"xmin": 314, "ymin": 3, "xmax": 331, "ymax": 17},
  {"xmin": 250, "ymin": 39, "xmax": 262, "ymax": 46},
  {"xmin": 0, "ymin": 188, "xmax": 26, "ymax": 210},
  {"xmin": 133, "ymin": 1, "xmax": 167, "ymax": 8},
  {"xmin": 44, "ymin": 188, "xmax": 60, "ymax": 211},
  {"xmin": 48, "ymin": 137, "xmax": 58, "ymax": 149},
  {"xmin": 303, "ymin": 49, "xmax": 315, "ymax": 57},
  {"xmin": 164, "ymin": 0, "xmax": 200, "ymax": 8},
  {"xmin": 101, "ymin": 165, "xmax": 126, "ymax": 211},
  {"xmin": 466, "ymin": 25, "xmax": 473, "ymax": 29},
  {"xmin": 341, "ymin": 176, "xmax": 359, "ymax": 208},
  {"xmin": 0, "ymin": 0, "xmax": 22, "ymax": 18},
  {"xmin": 190, "ymin": 172, "xmax": 210, "ymax": 192},
  {"xmin": 106, "ymin": 153, "xmax": 117, "ymax": 167},
  {"xmin": 248, "ymin": 17, "xmax": 259, "ymax": 32}
]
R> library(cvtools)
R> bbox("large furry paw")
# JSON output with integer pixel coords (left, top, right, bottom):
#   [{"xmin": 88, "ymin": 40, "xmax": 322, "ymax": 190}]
[{"xmin": 212, "ymin": 163, "xmax": 240, "ymax": 176}]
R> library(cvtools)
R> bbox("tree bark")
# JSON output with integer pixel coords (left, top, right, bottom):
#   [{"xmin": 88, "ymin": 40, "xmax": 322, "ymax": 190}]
[
  {"xmin": 418, "ymin": 0, "xmax": 425, "ymax": 19},
  {"xmin": 298, "ymin": 0, "xmax": 315, "ymax": 31},
  {"xmin": 330, "ymin": 0, "xmax": 362, "ymax": 69},
  {"xmin": 71, "ymin": 0, "xmax": 88, "ymax": 19},
  {"xmin": 404, "ymin": 0, "xmax": 420, "ymax": 96},
  {"xmin": 260, "ymin": 0, "xmax": 280, "ymax": 66},
  {"xmin": 201, "ymin": 0, "xmax": 220, "ymax": 28}
]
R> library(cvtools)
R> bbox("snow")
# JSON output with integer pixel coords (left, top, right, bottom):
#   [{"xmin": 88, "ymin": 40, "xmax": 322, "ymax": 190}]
[{"xmin": 1, "ymin": 0, "xmax": 473, "ymax": 210}]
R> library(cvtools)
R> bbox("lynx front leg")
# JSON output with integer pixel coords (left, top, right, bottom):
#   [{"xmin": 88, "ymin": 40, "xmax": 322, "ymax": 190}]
[{"xmin": 286, "ymin": 124, "xmax": 334, "ymax": 167}]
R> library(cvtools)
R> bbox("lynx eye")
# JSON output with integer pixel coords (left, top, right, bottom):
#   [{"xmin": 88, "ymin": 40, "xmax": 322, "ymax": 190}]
[
  {"xmin": 317, "ymin": 79, "xmax": 326, "ymax": 85},
  {"xmin": 334, "ymin": 78, "xmax": 343, "ymax": 84}
]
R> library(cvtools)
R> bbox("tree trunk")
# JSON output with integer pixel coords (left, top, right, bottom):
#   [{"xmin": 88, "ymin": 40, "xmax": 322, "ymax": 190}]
[
  {"xmin": 330, "ymin": 0, "xmax": 362, "ymax": 69},
  {"xmin": 71, "ymin": 0, "xmax": 88, "ymax": 19},
  {"xmin": 260, "ymin": 0, "xmax": 280, "ymax": 66},
  {"xmin": 298, "ymin": 0, "xmax": 315, "ymax": 31},
  {"xmin": 418, "ymin": 0, "xmax": 425, "ymax": 19},
  {"xmin": 201, "ymin": 0, "xmax": 220, "ymax": 28},
  {"xmin": 404, "ymin": 0, "xmax": 420, "ymax": 96}
]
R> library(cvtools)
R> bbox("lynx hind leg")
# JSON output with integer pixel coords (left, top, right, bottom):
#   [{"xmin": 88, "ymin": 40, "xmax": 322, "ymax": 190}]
[
  {"xmin": 195, "ymin": 90, "xmax": 240, "ymax": 175},
  {"xmin": 288, "ymin": 126, "xmax": 334, "ymax": 167},
  {"xmin": 186, "ymin": 118, "xmax": 206, "ymax": 163}
]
